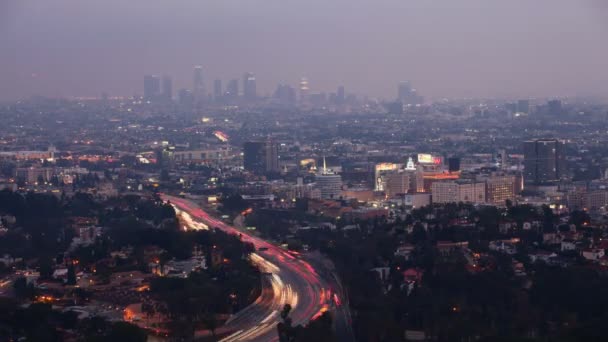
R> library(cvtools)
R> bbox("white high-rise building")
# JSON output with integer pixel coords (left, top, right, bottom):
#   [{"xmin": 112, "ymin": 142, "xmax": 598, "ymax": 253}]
[{"xmin": 316, "ymin": 157, "xmax": 342, "ymax": 199}]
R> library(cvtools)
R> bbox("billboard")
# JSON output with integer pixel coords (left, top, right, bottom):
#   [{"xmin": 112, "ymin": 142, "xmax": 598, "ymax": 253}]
[
  {"xmin": 417, "ymin": 153, "xmax": 433, "ymax": 164},
  {"xmin": 375, "ymin": 163, "xmax": 399, "ymax": 172}
]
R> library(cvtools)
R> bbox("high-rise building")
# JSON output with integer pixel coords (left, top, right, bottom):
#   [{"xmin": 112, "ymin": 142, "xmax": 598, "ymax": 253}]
[
  {"xmin": 523, "ymin": 139, "xmax": 564, "ymax": 185},
  {"xmin": 485, "ymin": 174, "xmax": 519, "ymax": 206},
  {"xmin": 193, "ymin": 66, "xmax": 205, "ymax": 103},
  {"xmin": 548, "ymin": 100, "xmax": 563, "ymax": 116},
  {"xmin": 398, "ymin": 81, "xmax": 423, "ymax": 105},
  {"xmin": 299, "ymin": 77, "xmax": 310, "ymax": 104},
  {"xmin": 225, "ymin": 79, "xmax": 239, "ymax": 100},
  {"xmin": 432, "ymin": 181, "xmax": 486, "ymax": 204},
  {"xmin": 385, "ymin": 172, "xmax": 410, "ymax": 198},
  {"xmin": 178, "ymin": 89, "xmax": 194, "ymax": 107},
  {"xmin": 398, "ymin": 81, "xmax": 412, "ymax": 101},
  {"xmin": 243, "ymin": 72, "xmax": 257, "ymax": 101},
  {"xmin": 274, "ymin": 84, "xmax": 296, "ymax": 106},
  {"xmin": 143, "ymin": 75, "xmax": 161, "ymax": 101},
  {"xmin": 161, "ymin": 75, "xmax": 173, "ymax": 101},
  {"xmin": 336, "ymin": 86, "xmax": 345, "ymax": 105},
  {"xmin": 243, "ymin": 141, "xmax": 265, "ymax": 173},
  {"xmin": 517, "ymin": 99, "xmax": 530, "ymax": 114},
  {"xmin": 213, "ymin": 79, "xmax": 222, "ymax": 101},
  {"xmin": 316, "ymin": 157, "xmax": 343, "ymax": 199},
  {"xmin": 243, "ymin": 139, "xmax": 279, "ymax": 174}
]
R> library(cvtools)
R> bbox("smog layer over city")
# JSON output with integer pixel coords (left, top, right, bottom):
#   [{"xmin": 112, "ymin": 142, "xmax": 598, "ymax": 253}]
[{"xmin": 0, "ymin": 1, "xmax": 607, "ymax": 342}]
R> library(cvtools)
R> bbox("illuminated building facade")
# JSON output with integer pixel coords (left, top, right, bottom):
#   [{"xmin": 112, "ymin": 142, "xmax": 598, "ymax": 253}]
[
  {"xmin": 316, "ymin": 157, "xmax": 342, "ymax": 199},
  {"xmin": 486, "ymin": 174, "xmax": 518, "ymax": 205},
  {"xmin": 375, "ymin": 163, "xmax": 400, "ymax": 191},
  {"xmin": 432, "ymin": 181, "xmax": 486, "ymax": 204}
]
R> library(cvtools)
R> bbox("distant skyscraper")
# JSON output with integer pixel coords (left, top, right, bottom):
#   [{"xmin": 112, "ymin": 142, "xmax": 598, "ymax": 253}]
[
  {"xmin": 243, "ymin": 72, "xmax": 257, "ymax": 101},
  {"xmin": 193, "ymin": 66, "xmax": 205, "ymax": 103},
  {"xmin": 398, "ymin": 81, "xmax": 411, "ymax": 100},
  {"xmin": 161, "ymin": 75, "xmax": 173, "ymax": 101},
  {"xmin": 299, "ymin": 77, "xmax": 310, "ymax": 104},
  {"xmin": 524, "ymin": 139, "xmax": 564, "ymax": 185},
  {"xmin": 178, "ymin": 88, "xmax": 194, "ymax": 107},
  {"xmin": 517, "ymin": 99, "xmax": 530, "ymax": 114},
  {"xmin": 213, "ymin": 79, "xmax": 222, "ymax": 101},
  {"xmin": 225, "ymin": 79, "xmax": 239, "ymax": 100},
  {"xmin": 143, "ymin": 75, "xmax": 161, "ymax": 101},
  {"xmin": 274, "ymin": 84, "xmax": 296, "ymax": 106},
  {"xmin": 398, "ymin": 81, "xmax": 422, "ymax": 105},
  {"xmin": 336, "ymin": 86, "xmax": 345, "ymax": 105},
  {"xmin": 506, "ymin": 103, "xmax": 518, "ymax": 113},
  {"xmin": 243, "ymin": 139, "xmax": 279, "ymax": 174},
  {"xmin": 548, "ymin": 100, "xmax": 563, "ymax": 116}
]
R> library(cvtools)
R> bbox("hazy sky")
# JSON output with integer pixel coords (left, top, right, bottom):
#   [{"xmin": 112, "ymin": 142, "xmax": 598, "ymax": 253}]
[{"xmin": 1, "ymin": 0, "xmax": 607, "ymax": 101}]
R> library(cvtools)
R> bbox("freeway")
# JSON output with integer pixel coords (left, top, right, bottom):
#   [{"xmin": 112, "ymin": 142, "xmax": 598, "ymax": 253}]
[{"xmin": 164, "ymin": 195, "xmax": 353, "ymax": 342}]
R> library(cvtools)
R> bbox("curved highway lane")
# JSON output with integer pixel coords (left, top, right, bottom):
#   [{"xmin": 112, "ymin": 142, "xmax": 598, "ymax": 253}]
[{"xmin": 164, "ymin": 195, "xmax": 340, "ymax": 342}]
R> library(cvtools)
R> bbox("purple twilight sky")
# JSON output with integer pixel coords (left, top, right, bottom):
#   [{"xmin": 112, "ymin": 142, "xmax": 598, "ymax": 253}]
[{"xmin": 1, "ymin": 0, "xmax": 607, "ymax": 101}]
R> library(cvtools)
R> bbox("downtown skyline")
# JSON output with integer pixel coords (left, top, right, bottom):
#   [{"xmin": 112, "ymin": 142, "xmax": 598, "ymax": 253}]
[{"xmin": 1, "ymin": 0, "xmax": 608, "ymax": 101}]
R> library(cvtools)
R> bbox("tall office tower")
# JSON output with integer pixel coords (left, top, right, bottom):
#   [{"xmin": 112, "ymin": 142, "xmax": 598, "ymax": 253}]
[
  {"xmin": 178, "ymin": 89, "xmax": 194, "ymax": 107},
  {"xmin": 213, "ymin": 79, "xmax": 222, "ymax": 101},
  {"xmin": 225, "ymin": 79, "xmax": 239, "ymax": 100},
  {"xmin": 274, "ymin": 84, "xmax": 296, "ymax": 106},
  {"xmin": 517, "ymin": 99, "xmax": 530, "ymax": 114},
  {"xmin": 398, "ymin": 81, "xmax": 412, "ymax": 101},
  {"xmin": 161, "ymin": 76, "xmax": 173, "ymax": 101},
  {"xmin": 523, "ymin": 139, "xmax": 564, "ymax": 185},
  {"xmin": 243, "ymin": 139, "xmax": 279, "ymax": 174},
  {"xmin": 243, "ymin": 72, "xmax": 257, "ymax": 101},
  {"xmin": 336, "ymin": 86, "xmax": 345, "ymax": 105},
  {"xmin": 299, "ymin": 77, "xmax": 310, "ymax": 103},
  {"xmin": 143, "ymin": 75, "xmax": 161, "ymax": 101},
  {"xmin": 397, "ymin": 81, "xmax": 422, "ymax": 105},
  {"xmin": 548, "ymin": 100, "xmax": 563, "ymax": 116},
  {"xmin": 265, "ymin": 139, "xmax": 279, "ymax": 172},
  {"xmin": 193, "ymin": 66, "xmax": 205, "ymax": 103}
]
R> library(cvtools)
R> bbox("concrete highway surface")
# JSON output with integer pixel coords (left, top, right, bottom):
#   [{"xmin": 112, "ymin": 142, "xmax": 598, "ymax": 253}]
[{"xmin": 163, "ymin": 195, "xmax": 354, "ymax": 342}]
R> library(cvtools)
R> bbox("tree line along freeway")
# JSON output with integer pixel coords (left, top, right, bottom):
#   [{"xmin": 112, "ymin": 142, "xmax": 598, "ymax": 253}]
[{"xmin": 163, "ymin": 194, "xmax": 353, "ymax": 342}]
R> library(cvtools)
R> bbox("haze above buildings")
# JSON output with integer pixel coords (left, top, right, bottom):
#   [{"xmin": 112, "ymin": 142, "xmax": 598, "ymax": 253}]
[{"xmin": 1, "ymin": 0, "xmax": 608, "ymax": 101}]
